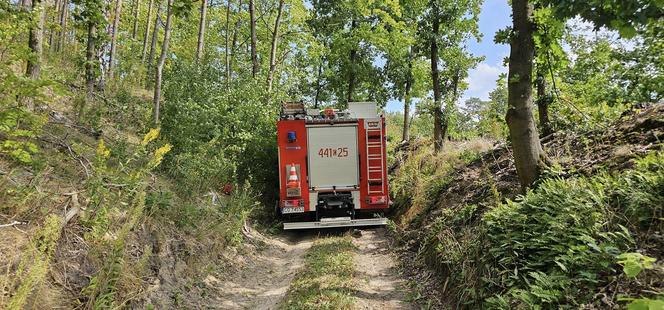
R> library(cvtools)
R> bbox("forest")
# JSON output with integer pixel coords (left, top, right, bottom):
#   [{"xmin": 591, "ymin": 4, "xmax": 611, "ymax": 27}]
[{"xmin": 0, "ymin": 0, "xmax": 662, "ymax": 308}]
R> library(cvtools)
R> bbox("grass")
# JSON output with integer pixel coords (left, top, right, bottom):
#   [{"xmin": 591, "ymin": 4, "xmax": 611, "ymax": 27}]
[
  {"xmin": 389, "ymin": 138, "xmax": 493, "ymax": 226},
  {"xmin": 280, "ymin": 236, "xmax": 357, "ymax": 310}
]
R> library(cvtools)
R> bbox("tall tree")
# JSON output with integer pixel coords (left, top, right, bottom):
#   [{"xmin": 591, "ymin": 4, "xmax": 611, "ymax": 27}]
[
  {"xmin": 229, "ymin": 0, "xmax": 243, "ymax": 80},
  {"xmin": 147, "ymin": 1, "xmax": 162, "ymax": 68},
  {"xmin": 153, "ymin": 0, "xmax": 173, "ymax": 124},
  {"xmin": 266, "ymin": 0, "xmax": 284, "ymax": 92},
  {"xmin": 85, "ymin": 22, "xmax": 96, "ymax": 95},
  {"xmin": 224, "ymin": 0, "xmax": 232, "ymax": 89},
  {"xmin": 132, "ymin": 0, "xmax": 140, "ymax": 38},
  {"xmin": 49, "ymin": 0, "xmax": 61, "ymax": 51},
  {"xmin": 346, "ymin": 19, "xmax": 357, "ymax": 103},
  {"xmin": 248, "ymin": 0, "xmax": 258, "ymax": 77},
  {"xmin": 503, "ymin": 0, "xmax": 662, "ymax": 190},
  {"xmin": 506, "ymin": 0, "xmax": 544, "ymax": 191},
  {"xmin": 141, "ymin": 0, "xmax": 154, "ymax": 61},
  {"xmin": 402, "ymin": 57, "xmax": 413, "ymax": 142},
  {"xmin": 108, "ymin": 0, "xmax": 122, "ymax": 78},
  {"xmin": 56, "ymin": 0, "xmax": 69, "ymax": 52},
  {"xmin": 430, "ymin": 2, "xmax": 443, "ymax": 151},
  {"xmin": 25, "ymin": 0, "xmax": 46, "ymax": 80},
  {"xmin": 308, "ymin": 0, "xmax": 403, "ymax": 107},
  {"xmin": 70, "ymin": 0, "xmax": 105, "ymax": 75},
  {"xmin": 195, "ymin": 0, "xmax": 208, "ymax": 62},
  {"xmin": 423, "ymin": 0, "xmax": 481, "ymax": 151},
  {"xmin": 384, "ymin": 0, "xmax": 425, "ymax": 143}
]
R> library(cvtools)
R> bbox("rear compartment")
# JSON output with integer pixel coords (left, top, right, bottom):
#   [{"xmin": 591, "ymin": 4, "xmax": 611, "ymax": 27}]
[{"xmin": 277, "ymin": 102, "xmax": 389, "ymax": 230}]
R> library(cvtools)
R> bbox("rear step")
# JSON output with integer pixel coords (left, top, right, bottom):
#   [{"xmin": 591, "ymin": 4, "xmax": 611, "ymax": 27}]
[{"xmin": 283, "ymin": 217, "xmax": 387, "ymax": 230}]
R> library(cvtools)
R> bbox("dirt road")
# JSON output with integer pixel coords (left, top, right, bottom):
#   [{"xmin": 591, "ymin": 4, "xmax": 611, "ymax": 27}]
[
  {"xmin": 210, "ymin": 226, "xmax": 314, "ymax": 309},
  {"xmin": 352, "ymin": 229, "xmax": 415, "ymax": 310},
  {"xmin": 211, "ymin": 226, "xmax": 413, "ymax": 310}
]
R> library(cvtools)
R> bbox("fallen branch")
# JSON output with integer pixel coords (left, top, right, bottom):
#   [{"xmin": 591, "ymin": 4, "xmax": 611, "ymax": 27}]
[
  {"xmin": 63, "ymin": 193, "xmax": 81, "ymax": 228},
  {"xmin": 0, "ymin": 220, "xmax": 28, "ymax": 228}
]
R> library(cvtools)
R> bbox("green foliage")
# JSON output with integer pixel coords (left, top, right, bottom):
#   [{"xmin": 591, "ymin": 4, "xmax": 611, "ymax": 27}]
[
  {"xmin": 0, "ymin": 2, "xmax": 50, "ymax": 165},
  {"xmin": 0, "ymin": 108, "xmax": 46, "ymax": 164},
  {"xmin": 541, "ymin": 0, "xmax": 662, "ymax": 38},
  {"xmin": 161, "ymin": 61, "xmax": 278, "ymax": 194},
  {"xmin": 617, "ymin": 252, "xmax": 656, "ymax": 278},
  {"xmin": 403, "ymin": 151, "xmax": 664, "ymax": 309},
  {"xmin": 626, "ymin": 297, "xmax": 664, "ymax": 310},
  {"xmin": 307, "ymin": 0, "xmax": 406, "ymax": 106},
  {"xmin": 483, "ymin": 176, "xmax": 629, "ymax": 307}
]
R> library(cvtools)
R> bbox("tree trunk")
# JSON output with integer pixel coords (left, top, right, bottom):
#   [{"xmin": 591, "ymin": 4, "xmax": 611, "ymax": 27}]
[
  {"xmin": 132, "ymin": 0, "xmax": 140, "ymax": 39},
  {"xmin": 346, "ymin": 19, "xmax": 357, "ymax": 104},
  {"xmin": 141, "ymin": 0, "xmax": 154, "ymax": 61},
  {"xmin": 430, "ymin": 4, "xmax": 443, "ymax": 152},
  {"xmin": 402, "ymin": 58, "xmax": 412, "ymax": 142},
  {"xmin": 49, "ymin": 0, "xmax": 60, "ymax": 51},
  {"xmin": 403, "ymin": 82, "xmax": 412, "ymax": 143},
  {"xmin": 196, "ymin": 0, "xmax": 208, "ymax": 62},
  {"xmin": 225, "ymin": 0, "xmax": 232, "ymax": 89},
  {"xmin": 440, "ymin": 68, "xmax": 460, "ymax": 142},
  {"xmin": 266, "ymin": 0, "xmax": 284, "ymax": 92},
  {"xmin": 153, "ymin": 0, "xmax": 174, "ymax": 125},
  {"xmin": 506, "ymin": 0, "xmax": 544, "ymax": 192},
  {"xmin": 147, "ymin": 2, "xmax": 162, "ymax": 69},
  {"xmin": 249, "ymin": 0, "xmax": 258, "ymax": 78},
  {"xmin": 26, "ymin": 0, "xmax": 46, "ymax": 80},
  {"xmin": 314, "ymin": 62, "xmax": 322, "ymax": 108},
  {"xmin": 56, "ymin": 0, "xmax": 68, "ymax": 52},
  {"xmin": 85, "ymin": 23, "xmax": 96, "ymax": 96},
  {"xmin": 536, "ymin": 72, "xmax": 552, "ymax": 137},
  {"xmin": 230, "ymin": 0, "xmax": 242, "ymax": 72},
  {"xmin": 108, "ymin": 0, "xmax": 122, "ymax": 78}
]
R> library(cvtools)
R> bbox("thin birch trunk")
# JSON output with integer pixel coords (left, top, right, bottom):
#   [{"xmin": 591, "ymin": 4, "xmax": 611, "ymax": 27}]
[
  {"xmin": 132, "ymin": 0, "xmax": 140, "ymax": 38},
  {"xmin": 147, "ymin": 1, "xmax": 162, "ymax": 69},
  {"xmin": 195, "ymin": 0, "xmax": 208, "ymax": 62},
  {"xmin": 108, "ymin": 0, "xmax": 122, "ymax": 78},
  {"xmin": 266, "ymin": 0, "xmax": 284, "ymax": 92},
  {"xmin": 153, "ymin": 0, "xmax": 174, "ymax": 125},
  {"xmin": 141, "ymin": 0, "xmax": 154, "ymax": 61},
  {"xmin": 249, "ymin": 0, "xmax": 258, "ymax": 78},
  {"xmin": 225, "ymin": 0, "xmax": 232, "ymax": 89}
]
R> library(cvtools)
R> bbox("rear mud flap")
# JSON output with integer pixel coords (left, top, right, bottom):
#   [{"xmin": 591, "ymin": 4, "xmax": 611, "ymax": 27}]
[{"xmin": 283, "ymin": 217, "xmax": 387, "ymax": 230}]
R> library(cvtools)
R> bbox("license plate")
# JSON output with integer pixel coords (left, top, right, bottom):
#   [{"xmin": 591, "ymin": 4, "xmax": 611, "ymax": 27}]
[{"xmin": 282, "ymin": 207, "xmax": 304, "ymax": 214}]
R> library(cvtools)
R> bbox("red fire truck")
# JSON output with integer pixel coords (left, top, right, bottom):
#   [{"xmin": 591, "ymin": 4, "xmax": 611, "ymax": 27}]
[{"xmin": 277, "ymin": 102, "xmax": 390, "ymax": 230}]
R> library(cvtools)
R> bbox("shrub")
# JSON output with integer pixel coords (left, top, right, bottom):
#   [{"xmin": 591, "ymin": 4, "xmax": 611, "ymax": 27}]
[{"xmin": 161, "ymin": 61, "xmax": 279, "ymax": 195}]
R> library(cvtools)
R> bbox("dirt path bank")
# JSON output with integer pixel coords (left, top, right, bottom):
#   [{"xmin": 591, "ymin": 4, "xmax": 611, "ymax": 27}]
[{"xmin": 352, "ymin": 228, "xmax": 415, "ymax": 310}]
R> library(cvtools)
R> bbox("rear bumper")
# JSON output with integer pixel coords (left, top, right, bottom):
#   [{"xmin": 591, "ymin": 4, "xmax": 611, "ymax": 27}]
[{"xmin": 283, "ymin": 216, "xmax": 387, "ymax": 230}]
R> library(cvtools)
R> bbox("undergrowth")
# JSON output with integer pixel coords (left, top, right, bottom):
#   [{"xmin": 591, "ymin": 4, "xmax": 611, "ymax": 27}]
[
  {"xmin": 389, "ymin": 139, "xmax": 492, "ymax": 225},
  {"xmin": 413, "ymin": 151, "xmax": 663, "ymax": 309},
  {"xmin": 281, "ymin": 236, "xmax": 357, "ymax": 310}
]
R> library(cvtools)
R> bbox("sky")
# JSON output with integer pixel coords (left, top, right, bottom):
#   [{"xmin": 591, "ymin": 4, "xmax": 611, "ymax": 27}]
[{"xmin": 385, "ymin": 0, "xmax": 512, "ymax": 112}]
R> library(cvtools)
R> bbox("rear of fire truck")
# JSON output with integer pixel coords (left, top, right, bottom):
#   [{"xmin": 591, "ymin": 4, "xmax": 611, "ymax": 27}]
[{"xmin": 276, "ymin": 102, "xmax": 390, "ymax": 230}]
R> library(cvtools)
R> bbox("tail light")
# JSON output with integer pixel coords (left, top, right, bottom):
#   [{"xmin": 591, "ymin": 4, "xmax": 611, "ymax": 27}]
[{"xmin": 367, "ymin": 196, "xmax": 386, "ymax": 205}]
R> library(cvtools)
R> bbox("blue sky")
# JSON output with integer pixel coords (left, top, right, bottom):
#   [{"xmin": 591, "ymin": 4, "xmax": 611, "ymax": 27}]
[{"xmin": 385, "ymin": 0, "xmax": 512, "ymax": 112}]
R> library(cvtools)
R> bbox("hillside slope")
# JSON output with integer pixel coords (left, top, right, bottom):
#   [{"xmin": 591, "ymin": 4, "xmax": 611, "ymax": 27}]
[{"xmin": 390, "ymin": 104, "xmax": 663, "ymax": 309}]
